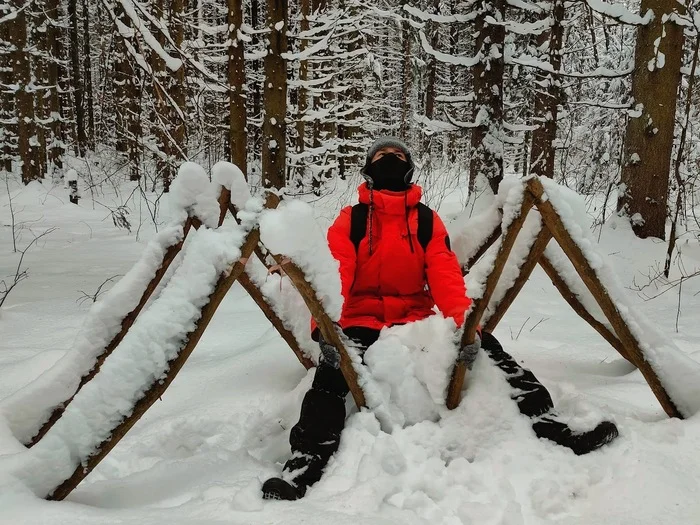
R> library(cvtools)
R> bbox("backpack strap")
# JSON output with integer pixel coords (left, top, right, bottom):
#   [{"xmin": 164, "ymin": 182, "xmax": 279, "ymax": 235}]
[
  {"xmin": 349, "ymin": 201, "xmax": 434, "ymax": 252},
  {"xmin": 350, "ymin": 203, "xmax": 369, "ymax": 251},
  {"xmin": 416, "ymin": 202, "xmax": 434, "ymax": 252}
]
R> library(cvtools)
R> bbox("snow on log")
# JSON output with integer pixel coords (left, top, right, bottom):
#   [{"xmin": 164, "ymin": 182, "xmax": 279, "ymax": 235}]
[
  {"xmin": 537, "ymin": 178, "xmax": 700, "ymax": 417},
  {"xmin": 0, "ymin": 164, "xmax": 222, "ymax": 444},
  {"xmin": 169, "ymin": 162, "xmax": 221, "ymax": 228},
  {"xmin": 212, "ymin": 161, "xmax": 251, "ymax": 212},
  {"xmin": 448, "ymin": 177, "xmax": 528, "ymax": 268},
  {"xmin": 259, "ymin": 199, "xmax": 343, "ymax": 321},
  {"xmin": 3, "ymin": 222, "xmax": 247, "ymax": 498},
  {"xmin": 0, "ymin": 224, "xmax": 188, "ymax": 443},
  {"xmin": 461, "ymin": 179, "xmax": 527, "ymax": 302}
]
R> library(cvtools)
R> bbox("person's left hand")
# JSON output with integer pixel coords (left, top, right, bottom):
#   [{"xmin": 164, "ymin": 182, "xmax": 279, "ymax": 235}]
[{"xmin": 458, "ymin": 333, "xmax": 481, "ymax": 370}]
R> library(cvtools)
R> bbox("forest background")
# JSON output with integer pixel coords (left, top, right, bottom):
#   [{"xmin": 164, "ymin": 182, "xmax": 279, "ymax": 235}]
[{"xmin": 2, "ymin": 0, "xmax": 700, "ymax": 278}]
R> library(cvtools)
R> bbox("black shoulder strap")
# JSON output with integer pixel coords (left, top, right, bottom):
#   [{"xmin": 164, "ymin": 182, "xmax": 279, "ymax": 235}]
[
  {"xmin": 350, "ymin": 203, "xmax": 369, "ymax": 251},
  {"xmin": 349, "ymin": 201, "xmax": 434, "ymax": 252},
  {"xmin": 416, "ymin": 202, "xmax": 434, "ymax": 252}
]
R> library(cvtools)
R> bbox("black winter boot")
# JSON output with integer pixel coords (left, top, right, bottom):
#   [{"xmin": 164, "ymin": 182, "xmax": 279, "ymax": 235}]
[
  {"xmin": 261, "ymin": 477, "xmax": 306, "ymax": 501},
  {"xmin": 532, "ymin": 417, "xmax": 619, "ymax": 455}
]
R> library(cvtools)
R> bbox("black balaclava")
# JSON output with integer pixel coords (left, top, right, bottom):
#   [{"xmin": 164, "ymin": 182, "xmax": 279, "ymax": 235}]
[
  {"xmin": 366, "ymin": 154, "xmax": 411, "ymax": 191},
  {"xmin": 361, "ymin": 136, "xmax": 415, "ymax": 191}
]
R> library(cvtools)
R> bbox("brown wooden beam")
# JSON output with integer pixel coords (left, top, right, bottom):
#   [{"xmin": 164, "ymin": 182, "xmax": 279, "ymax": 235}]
[
  {"xmin": 28, "ymin": 217, "xmax": 195, "ymax": 447},
  {"xmin": 447, "ymin": 193, "xmax": 535, "ymax": 409},
  {"xmin": 462, "ymin": 223, "xmax": 501, "ymax": 276},
  {"xmin": 47, "ymin": 224, "xmax": 264, "ymax": 501},
  {"xmin": 527, "ymin": 177, "xmax": 682, "ymax": 418},
  {"xmin": 271, "ymin": 253, "xmax": 365, "ymax": 408},
  {"xmin": 238, "ymin": 270, "xmax": 314, "ymax": 370},
  {"xmin": 537, "ymin": 255, "xmax": 633, "ymax": 363},
  {"xmin": 483, "ymin": 225, "xmax": 552, "ymax": 332},
  {"xmin": 257, "ymin": 195, "xmax": 364, "ymax": 408},
  {"xmin": 217, "ymin": 186, "xmax": 231, "ymax": 226},
  {"xmin": 218, "ymin": 194, "xmax": 314, "ymax": 370}
]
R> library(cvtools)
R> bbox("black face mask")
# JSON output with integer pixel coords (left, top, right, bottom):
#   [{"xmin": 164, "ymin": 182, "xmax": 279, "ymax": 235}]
[{"xmin": 366, "ymin": 154, "xmax": 412, "ymax": 191}]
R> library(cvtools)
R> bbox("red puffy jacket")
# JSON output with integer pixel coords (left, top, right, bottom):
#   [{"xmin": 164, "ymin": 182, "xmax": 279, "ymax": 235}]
[{"xmin": 326, "ymin": 183, "xmax": 471, "ymax": 332}]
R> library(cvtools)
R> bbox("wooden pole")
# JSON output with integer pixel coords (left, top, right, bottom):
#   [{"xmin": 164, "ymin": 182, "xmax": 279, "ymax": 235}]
[
  {"xmin": 256, "ymin": 193, "xmax": 365, "ymax": 408},
  {"xmin": 217, "ymin": 191, "xmax": 314, "ymax": 370},
  {"xmin": 483, "ymin": 225, "xmax": 552, "ymax": 332},
  {"xmin": 446, "ymin": 194, "xmax": 535, "ymax": 409},
  {"xmin": 269, "ymin": 254, "xmax": 366, "ymax": 408},
  {"xmin": 237, "ymin": 270, "xmax": 315, "ymax": 370},
  {"xmin": 47, "ymin": 225, "xmax": 264, "ymax": 501},
  {"xmin": 462, "ymin": 223, "xmax": 501, "ymax": 276},
  {"xmin": 527, "ymin": 177, "xmax": 682, "ymax": 418},
  {"xmin": 28, "ymin": 217, "xmax": 196, "ymax": 446},
  {"xmin": 538, "ymin": 255, "xmax": 633, "ymax": 363}
]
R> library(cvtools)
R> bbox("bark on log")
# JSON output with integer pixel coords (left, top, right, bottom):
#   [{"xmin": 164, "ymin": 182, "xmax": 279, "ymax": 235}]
[
  {"xmin": 47, "ymin": 225, "xmax": 263, "ymax": 501},
  {"xmin": 462, "ymin": 224, "xmax": 502, "ymax": 276},
  {"xmin": 538, "ymin": 255, "xmax": 632, "ymax": 363},
  {"xmin": 527, "ymin": 177, "xmax": 682, "ymax": 418},
  {"xmin": 28, "ymin": 217, "xmax": 195, "ymax": 446},
  {"xmin": 270, "ymin": 254, "xmax": 365, "ymax": 408},
  {"xmin": 447, "ymin": 194, "xmax": 535, "ymax": 409},
  {"xmin": 483, "ymin": 226, "xmax": 552, "ymax": 332}
]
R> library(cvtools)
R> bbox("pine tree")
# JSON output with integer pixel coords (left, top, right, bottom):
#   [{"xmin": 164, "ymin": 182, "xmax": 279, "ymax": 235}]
[{"xmin": 619, "ymin": 0, "xmax": 686, "ymax": 239}]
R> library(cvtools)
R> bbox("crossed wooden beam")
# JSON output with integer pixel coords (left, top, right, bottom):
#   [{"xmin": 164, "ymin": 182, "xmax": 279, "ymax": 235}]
[
  {"xmin": 26, "ymin": 183, "xmax": 363, "ymax": 501},
  {"xmin": 19, "ymin": 175, "xmax": 682, "ymax": 501},
  {"xmin": 446, "ymin": 178, "xmax": 682, "ymax": 421}
]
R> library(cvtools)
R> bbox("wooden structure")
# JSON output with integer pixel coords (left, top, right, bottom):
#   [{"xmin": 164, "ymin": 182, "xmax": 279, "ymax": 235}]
[
  {"xmin": 21, "ymin": 178, "xmax": 365, "ymax": 501},
  {"xmin": 446, "ymin": 177, "xmax": 682, "ymax": 421},
  {"xmin": 12, "ymin": 173, "xmax": 687, "ymax": 501}
]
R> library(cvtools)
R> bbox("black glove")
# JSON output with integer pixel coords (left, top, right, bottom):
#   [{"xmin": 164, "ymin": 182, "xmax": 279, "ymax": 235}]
[
  {"xmin": 458, "ymin": 333, "xmax": 481, "ymax": 370},
  {"xmin": 318, "ymin": 333, "xmax": 341, "ymax": 369}
]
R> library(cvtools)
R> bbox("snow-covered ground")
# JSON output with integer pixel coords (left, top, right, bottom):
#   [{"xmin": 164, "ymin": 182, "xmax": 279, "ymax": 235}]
[{"xmin": 1, "ymin": 172, "xmax": 700, "ymax": 524}]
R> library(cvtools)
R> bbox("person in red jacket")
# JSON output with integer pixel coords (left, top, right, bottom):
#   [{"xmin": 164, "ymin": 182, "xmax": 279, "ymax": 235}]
[
  {"xmin": 263, "ymin": 137, "xmax": 470, "ymax": 501},
  {"xmin": 329, "ymin": 146, "xmax": 471, "ymax": 332},
  {"xmin": 262, "ymin": 137, "xmax": 618, "ymax": 501}
]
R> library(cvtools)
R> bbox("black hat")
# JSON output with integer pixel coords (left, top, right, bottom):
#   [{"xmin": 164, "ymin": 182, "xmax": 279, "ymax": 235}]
[{"xmin": 361, "ymin": 136, "xmax": 415, "ymax": 183}]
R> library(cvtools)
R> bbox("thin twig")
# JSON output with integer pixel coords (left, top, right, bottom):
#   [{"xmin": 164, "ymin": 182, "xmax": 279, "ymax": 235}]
[
  {"xmin": 529, "ymin": 317, "xmax": 550, "ymax": 332},
  {"xmin": 76, "ymin": 275, "xmax": 121, "ymax": 306}
]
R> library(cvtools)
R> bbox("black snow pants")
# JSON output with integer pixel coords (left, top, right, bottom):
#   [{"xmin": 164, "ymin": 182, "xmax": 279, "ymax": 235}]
[
  {"xmin": 480, "ymin": 331, "xmax": 554, "ymax": 418},
  {"xmin": 284, "ymin": 327, "xmax": 380, "ymax": 489},
  {"xmin": 284, "ymin": 328, "xmax": 554, "ymax": 489}
]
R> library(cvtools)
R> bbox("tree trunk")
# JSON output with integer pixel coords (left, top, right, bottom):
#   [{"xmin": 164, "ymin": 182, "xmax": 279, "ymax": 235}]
[
  {"xmin": 423, "ymin": 0, "xmax": 441, "ymax": 156},
  {"xmin": 469, "ymin": 0, "xmax": 505, "ymax": 194},
  {"xmin": 167, "ymin": 0, "xmax": 187, "ymax": 193},
  {"xmin": 529, "ymin": 0, "xmax": 565, "ymax": 179},
  {"xmin": 447, "ymin": 5, "xmax": 460, "ymax": 164},
  {"xmin": 250, "ymin": 0, "xmax": 262, "ymax": 166},
  {"xmin": 228, "ymin": 0, "xmax": 247, "ymax": 176},
  {"xmin": 10, "ymin": 3, "xmax": 41, "ymax": 183},
  {"xmin": 149, "ymin": 0, "xmax": 168, "ymax": 184},
  {"xmin": 618, "ymin": 0, "xmax": 686, "ymax": 239},
  {"xmin": 31, "ymin": 7, "xmax": 48, "ymax": 178},
  {"xmin": 337, "ymin": 0, "xmax": 362, "ymax": 180},
  {"xmin": 0, "ymin": 5, "xmax": 12, "ymax": 172},
  {"xmin": 46, "ymin": 0, "xmax": 65, "ymax": 172},
  {"xmin": 296, "ymin": 0, "xmax": 309, "ymax": 157},
  {"xmin": 114, "ymin": 2, "xmax": 140, "ymax": 181},
  {"xmin": 81, "ymin": 0, "xmax": 95, "ymax": 149},
  {"xmin": 68, "ymin": 0, "xmax": 86, "ymax": 156},
  {"xmin": 262, "ymin": 0, "xmax": 288, "ymax": 190},
  {"xmin": 399, "ymin": 0, "xmax": 412, "ymax": 140},
  {"xmin": 126, "ymin": 68, "xmax": 141, "ymax": 183}
]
